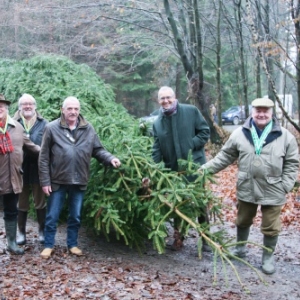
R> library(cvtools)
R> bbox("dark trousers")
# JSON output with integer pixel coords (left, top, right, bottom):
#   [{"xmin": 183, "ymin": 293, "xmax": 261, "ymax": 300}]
[{"xmin": 2, "ymin": 193, "xmax": 19, "ymax": 221}]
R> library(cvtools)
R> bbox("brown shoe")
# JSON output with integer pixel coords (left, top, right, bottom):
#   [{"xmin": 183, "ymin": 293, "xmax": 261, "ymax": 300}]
[
  {"xmin": 40, "ymin": 248, "xmax": 53, "ymax": 259},
  {"xmin": 69, "ymin": 247, "xmax": 83, "ymax": 256}
]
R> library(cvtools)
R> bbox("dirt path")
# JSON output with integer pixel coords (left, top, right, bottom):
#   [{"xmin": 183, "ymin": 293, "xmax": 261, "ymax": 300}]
[{"xmin": 1, "ymin": 210, "xmax": 300, "ymax": 300}]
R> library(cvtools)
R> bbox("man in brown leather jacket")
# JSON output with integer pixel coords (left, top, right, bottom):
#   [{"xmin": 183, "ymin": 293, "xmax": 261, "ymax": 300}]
[{"xmin": 39, "ymin": 96, "xmax": 121, "ymax": 259}]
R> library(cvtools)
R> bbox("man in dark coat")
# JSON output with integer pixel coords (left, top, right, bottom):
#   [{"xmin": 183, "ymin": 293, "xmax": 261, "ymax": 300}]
[
  {"xmin": 39, "ymin": 96, "xmax": 121, "ymax": 259},
  {"xmin": 152, "ymin": 86, "xmax": 210, "ymax": 250},
  {"xmin": 13, "ymin": 94, "xmax": 48, "ymax": 245}
]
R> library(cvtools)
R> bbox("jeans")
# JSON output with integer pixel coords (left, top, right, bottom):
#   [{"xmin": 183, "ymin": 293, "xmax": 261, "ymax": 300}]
[{"xmin": 44, "ymin": 185, "xmax": 85, "ymax": 249}]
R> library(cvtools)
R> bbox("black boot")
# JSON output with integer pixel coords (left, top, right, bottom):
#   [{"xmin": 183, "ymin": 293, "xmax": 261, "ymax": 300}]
[
  {"xmin": 17, "ymin": 211, "xmax": 27, "ymax": 245},
  {"xmin": 5, "ymin": 219, "xmax": 24, "ymax": 255},
  {"xmin": 36, "ymin": 208, "xmax": 46, "ymax": 244}
]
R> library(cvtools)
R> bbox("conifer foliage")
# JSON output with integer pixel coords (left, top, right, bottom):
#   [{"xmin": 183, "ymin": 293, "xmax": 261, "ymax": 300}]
[{"xmin": 0, "ymin": 55, "xmax": 219, "ymax": 253}]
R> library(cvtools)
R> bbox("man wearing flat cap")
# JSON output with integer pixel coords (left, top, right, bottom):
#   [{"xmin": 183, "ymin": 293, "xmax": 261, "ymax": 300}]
[
  {"xmin": 199, "ymin": 98, "xmax": 299, "ymax": 275},
  {"xmin": 0, "ymin": 93, "xmax": 40, "ymax": 255}
]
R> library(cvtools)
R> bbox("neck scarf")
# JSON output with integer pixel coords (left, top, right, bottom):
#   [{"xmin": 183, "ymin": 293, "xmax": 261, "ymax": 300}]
[
  {"xmin": 162, "ymin": 99, "xmax": 178, "ymax": 116},
  {"xmin": 20, "ymin": 112, "xmax": 37, "ymax": 135},
  {"xmin": 0, "ymin": 117, "xmax": 14, "ymax": 154},
  {"xmin": 251, "ymin": 120, "xmax": 273, "ymax": 155}
]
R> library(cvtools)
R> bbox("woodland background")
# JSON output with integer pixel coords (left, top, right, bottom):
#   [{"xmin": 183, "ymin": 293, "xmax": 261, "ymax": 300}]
[
  {"xmin": 1, "ymin": 2, "xmax": 300, "ymax": 298},
  {"xmin": 1, "ymin": 0, "xmax": 300, "ymax": 134}
]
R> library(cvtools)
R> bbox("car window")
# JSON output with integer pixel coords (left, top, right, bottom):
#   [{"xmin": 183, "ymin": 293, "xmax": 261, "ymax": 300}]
[{"xmin": 226, "ymin": 106, "xmax": 239, "ymax": 112}]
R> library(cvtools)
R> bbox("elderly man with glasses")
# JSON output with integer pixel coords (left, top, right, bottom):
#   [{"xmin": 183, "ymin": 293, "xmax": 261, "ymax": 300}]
[
  {"xmin": 13, "ymin": 93, "xmax": 48, "ymax": 245},
  {"xmin": 152, "ymin": 86, "xmax": 210, "ymax": 251}
]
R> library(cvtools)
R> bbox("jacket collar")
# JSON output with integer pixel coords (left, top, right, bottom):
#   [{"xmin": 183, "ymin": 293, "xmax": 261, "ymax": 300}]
[
  {"xmin": 7, "ymin": 115, "xmax": 17, "ymax": 127},
  {"xmin": 242, "ymin": 116, "xmax": 282, "ymax": 146}
]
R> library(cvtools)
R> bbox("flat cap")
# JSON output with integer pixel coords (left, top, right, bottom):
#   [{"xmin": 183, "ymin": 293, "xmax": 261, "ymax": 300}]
[
  {"xmin": 0, "ymin": 94, "xmax": 11, "ymax": 105},
  {"xmin": 251, "ymin": 98, "xmax": 274, "ymax": 108}
]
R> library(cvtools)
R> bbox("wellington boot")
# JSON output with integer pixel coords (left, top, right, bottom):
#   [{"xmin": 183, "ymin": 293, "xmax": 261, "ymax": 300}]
[
  {"xmin": 229, "ymin": 227, "xmax": 250, "ymax": 258},
  {"xmin": 5, "ymin": 220, "xmax": 24, "ymax": 255},
  {"xmin": 262, "ymin": 235, "xmax": 278, "ymax": 275},
  {"xmin": 17, "ymin": 211, "xmax": 27, "ymax": 245},
  {"xmin": 36, "ymin": 208, "xmax": 46, "ymax": 244}
]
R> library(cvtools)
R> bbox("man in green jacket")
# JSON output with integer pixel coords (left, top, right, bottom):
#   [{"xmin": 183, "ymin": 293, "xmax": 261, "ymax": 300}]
[
  {"xmin": 200, "ymin": 98, "xmax": 299, "ymax": 274},
  {"xmin": 152, "ymin": 86, "xmax": 210, "ymax": 250}
]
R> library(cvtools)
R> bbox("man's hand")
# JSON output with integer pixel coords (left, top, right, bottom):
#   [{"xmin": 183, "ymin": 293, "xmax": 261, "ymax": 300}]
[
  {"xmin": 111, "ymin": 158, "xmax": 121, "ymax": 168},
  {"xmin": 42, "ymin": 186, "xmax": 52, "ymax": 196},
  {"xmin": 198, "ymin": 166, "xmax": 207, "ymax": 174}
]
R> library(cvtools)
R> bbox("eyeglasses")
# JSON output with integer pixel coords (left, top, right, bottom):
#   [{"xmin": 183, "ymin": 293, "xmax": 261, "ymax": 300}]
[
  {"xmin": 21, "ymin": 102, "xmax": 35, "ymax": 106},
  {"xmin": 159, "ymin": 96, "xmax": 173, "ymax": 101}
]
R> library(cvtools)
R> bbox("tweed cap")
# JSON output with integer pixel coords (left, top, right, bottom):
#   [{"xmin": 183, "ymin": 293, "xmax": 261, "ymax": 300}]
[
  {"xmin": 251, "ymin": 98, "xmax": 274, "ymax": 108},
  {"xmin": 0, "ymin": 94, "xmax": 11, "ymax": 105}
]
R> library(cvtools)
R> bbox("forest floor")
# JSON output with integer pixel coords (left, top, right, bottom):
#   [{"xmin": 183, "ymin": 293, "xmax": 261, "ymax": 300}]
[{"xmin": 1, "ymin": 164, "xmax": 300, "ymax": 300}]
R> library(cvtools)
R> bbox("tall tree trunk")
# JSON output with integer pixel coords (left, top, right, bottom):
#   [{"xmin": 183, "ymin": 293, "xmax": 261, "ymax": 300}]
[
  {"xmin": 246, "ymin": 0, "xmax": 300, "ymax": 131},
  {"xmin": 164, "ymin": 0, "xmax": 222, "ymax": 144},
  {"xmin": 291, "ymin": 0, "xmax": 300, "ymax": 126},
  {"xmin": 236, "ymin": 0, "xmax": 249, "ymax": 116},
  {"xmin": 216, "ymin": 0, "xmax": 222, "ymax": 126}
]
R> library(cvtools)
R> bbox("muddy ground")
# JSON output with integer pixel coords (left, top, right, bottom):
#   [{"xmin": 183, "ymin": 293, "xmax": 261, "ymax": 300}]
[{"xmin": 0, "ymin": 209, "xmax": 300, "ymax": 300}]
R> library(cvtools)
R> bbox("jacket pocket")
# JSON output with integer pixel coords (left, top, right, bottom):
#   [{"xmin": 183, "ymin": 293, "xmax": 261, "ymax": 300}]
[
  {"xmin": 237, "ymin": 171, "xmax": 250, "ymax": 189},
  {"xmin": 236, "ymin": 171, "xmax": 252, "ymax": 200},
  {"xmin": 266, "ymin": 176, "xmax": 282, "ymax": 184},
  {"xmin": 267, "ymin": 176, "xmax": 286, "ymax": 193}
]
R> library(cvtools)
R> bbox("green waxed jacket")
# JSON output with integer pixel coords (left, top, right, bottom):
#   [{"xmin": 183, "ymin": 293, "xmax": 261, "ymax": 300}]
[
  {"xmin": 202, "ymin": 117, "xmax": 299, "ymax": 206},
  {"xmin": 152, "ymin": 103, "xmax": 210, "ymax": 171}
]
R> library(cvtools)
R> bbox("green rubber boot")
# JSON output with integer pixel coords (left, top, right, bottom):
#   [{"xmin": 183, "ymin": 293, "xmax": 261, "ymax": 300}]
[
  {"xmin": 262, "ymin": 235, "xmax": 278, "ymax": 275},
  {"xmin": 17, "ymin": 211, "xmax": 27, "ymax": 245},
  {"xmin": 230, "ymin": 227, "xmax": 250, "ymax": 258},
  {"xmin": 5, "ymin": 219, "xmax": 24, "ymax": 255}
]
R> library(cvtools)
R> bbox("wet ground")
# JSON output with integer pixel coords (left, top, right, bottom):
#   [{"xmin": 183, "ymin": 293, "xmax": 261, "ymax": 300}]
[{"xmin": 1, "ymin": 210, "xmax": 300, "ymax": 299}]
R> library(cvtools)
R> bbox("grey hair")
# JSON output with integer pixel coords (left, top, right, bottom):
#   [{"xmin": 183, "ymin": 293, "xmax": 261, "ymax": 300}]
[
  {"xmin": 62, "ymin": 96, "xmax": 80, "ymax": 108},
  {"xmin": 18, "ymin": 93, "xmax": 37, "ymax": 109}
]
